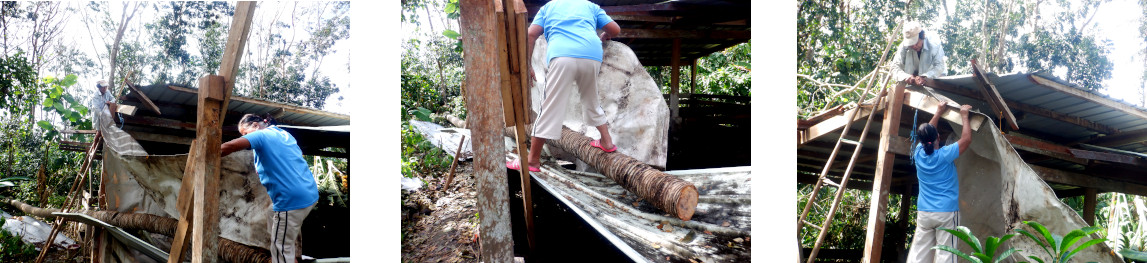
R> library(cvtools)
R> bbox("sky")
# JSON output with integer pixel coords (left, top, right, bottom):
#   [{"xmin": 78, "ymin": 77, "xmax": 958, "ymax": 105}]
[{"xmin": 48, "ymin": 2, "xmax": 352, "ymax": 115}]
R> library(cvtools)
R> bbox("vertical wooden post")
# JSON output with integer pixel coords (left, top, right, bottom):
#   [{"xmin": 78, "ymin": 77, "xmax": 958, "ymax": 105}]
[
  {"xmin": 215, "ymin": 2, "xmax": 256, "ymax": 121},
  {"xmin": 460, "ymin": 0, "xmax": 515, "ymax": 261},
  {"xmin": 690, "ymin": 59, "xmax": 697, "ymax": 95},
  {"xmin": 191, "ymin": 75, "xmax": 225, "ymax": 263},
  {"xmin": 1084, "ymin": 188, "xmax": 1097, "ymax": 226},
  {"xmin": 862, "ymin": 83, "xmax": 906, "ymax": 263},
  {"xmin": 670, "ymin": 38, "xmax": 681, "ymax": 125}
]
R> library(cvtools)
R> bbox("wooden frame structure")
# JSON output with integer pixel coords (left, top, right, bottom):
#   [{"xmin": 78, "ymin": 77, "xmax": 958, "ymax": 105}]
[{"xmin": 798, "ymin": 70, "xmax": 1147, "ymax": 262}]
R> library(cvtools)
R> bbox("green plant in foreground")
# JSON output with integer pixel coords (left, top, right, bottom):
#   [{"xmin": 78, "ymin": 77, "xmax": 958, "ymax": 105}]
[
  {"xmin": 0, "ymin": 217, "xmax": 38, "ymax": 261},
  {"xmin": 933, "ymin": 226, "xmax": 1019, "ymax": 263},
  {"xmin": 1015, "ymin": 221, "xmax": 1106, "ymax": 263}
]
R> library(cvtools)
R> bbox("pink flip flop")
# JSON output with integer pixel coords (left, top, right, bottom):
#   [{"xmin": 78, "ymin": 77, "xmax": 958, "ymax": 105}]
[
  {"xmin": 506, "ymin": 160, "xmax": 540, "ymax": 172},
  {"xmin": 591, "ymin": 140, "xmax": 617, "ymax": 153}
]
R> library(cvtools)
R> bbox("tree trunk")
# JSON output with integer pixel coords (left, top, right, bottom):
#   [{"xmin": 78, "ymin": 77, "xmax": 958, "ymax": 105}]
[
  {"xmin": 4, "ymin": 199, "xmax": 272, "ymax": 263},
  {"xmin": 546, "ymin": 126, "xmax": 698, "ymax": 220}
]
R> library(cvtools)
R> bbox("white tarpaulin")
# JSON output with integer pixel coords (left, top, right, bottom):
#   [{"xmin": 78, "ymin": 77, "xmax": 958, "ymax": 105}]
[{"xmin": 0, "ymin": 211, "xmax": 78, "ymax": 250}]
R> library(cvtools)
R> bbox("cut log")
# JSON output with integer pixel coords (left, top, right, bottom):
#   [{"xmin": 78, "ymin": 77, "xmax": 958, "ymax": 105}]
[
  {"xmin": 3, "ymin": 199, "xmax": 270, "ymax": 263},
  {"xmin": 546, "ymin": 127, "xmax": 698, "ymax": 220}
]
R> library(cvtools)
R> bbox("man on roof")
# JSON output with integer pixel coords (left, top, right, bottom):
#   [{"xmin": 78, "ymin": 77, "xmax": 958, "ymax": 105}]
[
  {"xmin": 892, "ymin": 21, "xmax": 947, "ymax": 87},
  {"xmin": 509, "ymin": 0, "xmax": 622, "ymax": 172}
]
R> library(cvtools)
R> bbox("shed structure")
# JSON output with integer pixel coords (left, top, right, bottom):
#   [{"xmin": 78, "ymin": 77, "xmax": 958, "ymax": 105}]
[{"xmin": 797, "ymin": 71, "xmax": 1147, "ymax": 262}]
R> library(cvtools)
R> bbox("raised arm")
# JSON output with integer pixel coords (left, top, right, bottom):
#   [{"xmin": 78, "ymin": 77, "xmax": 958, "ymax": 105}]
[
  {"xmin": 600, "ymin": 21, "xmax": 620, "ymax": 41},
  {"xmin": 929, "ymin": 103, "xmax": 948, "ymax": 128},
  {"xmin": 957, "ymin": 105, "xmax": 973, "ymax": 154}
]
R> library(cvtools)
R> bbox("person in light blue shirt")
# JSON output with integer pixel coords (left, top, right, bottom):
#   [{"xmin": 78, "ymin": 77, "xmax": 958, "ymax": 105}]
[
  {"xmin": 511, "ymin": 0, "xmax": 622, "ymax": 172},
  {"xmin": 907, "ymin": 103, "xmax": 973, "ymax": 263},
  {"xmin": 222, "ymin": 114, "xmax": 318, "ymax": 263}
]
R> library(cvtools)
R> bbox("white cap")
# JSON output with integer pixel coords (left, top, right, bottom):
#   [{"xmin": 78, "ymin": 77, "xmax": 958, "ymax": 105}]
[{"xmin": 901, "ymin": 21, "xmax": 923, "ymax": 47}]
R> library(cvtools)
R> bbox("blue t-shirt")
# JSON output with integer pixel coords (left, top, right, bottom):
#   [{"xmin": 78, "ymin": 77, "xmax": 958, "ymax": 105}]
[
  {"xmin": 913, "ymin": 143, "xmax": 960, "ymax": 212},
  {"xmin": 531, "ymin": 0, "xmax": 614, "ymax": 65},
  {"xmin": 243, "ymin": 126, "xmax": 319, "ymax": 211}
]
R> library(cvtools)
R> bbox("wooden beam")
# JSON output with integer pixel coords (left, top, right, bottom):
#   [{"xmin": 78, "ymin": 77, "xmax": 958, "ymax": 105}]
[
  {"xmin": 1083, "ymin": 128, "xmax": 1147, "ymax": 147},
  {"xmin": 863, "ymin": 83, "xmax": 906, "ymax": 263},
  {"xmin": 1004, "ymin": 134, "xmax": 1088, "ymax": 164},
  {"xmin": 460, "ymin": 0, "xmax": 514, "ymax": 261},
  {"xmin": 126, "ymin": 131, "xmax": 193, "ymax": 145},
  {"xmin": 215, "ymin": 2, "xmax": 255, "ymax": 123},
  {"xmin": 799, "ymin": 89, "xmax": 985, "ymax": 145},
  {"xmin": 1029, "ymin": 74, "xmax": 1147, "ymax": 120},
  {"xmin": 127, "ymin": 82, "xmax": 162, "ymax": 115},
  {"xmin": 600, "ymin": 3, "xmax": 680, "ymax": 14},
  {"xmin": 928, "ymin": 80, "xmax": 1119, "ymax": 134},
  {"xmin": 1084, "ymin": 188, "xmax": 1097, "ymax": 226},
  {"xmin": 616, "ymin": 28, "xmax": 750, "ymax": 39},
  {"xmin": 902, "ymin": 89, "xmax": 986, "ymax": 132},
  {"xmin": 670, "ymin": 38, "xmax": 681, "ymax": 126},
  {"xmin": 970, "ymin": 59, "xmax": 1019, "ymax": 131},
  {"xmin": 61, "ymin": 129, "xmax": 96, "ymax": 134},
  {"xmin": 168, "ymin": 139, "xmax": 199, "ymax": 263},
  {"xmin": 691, "ymin": 59, "xmax": 697, "ymax": 94},
  {"xmin": 496, "ymin": 0, "xmax": 535, "ymax": 252},
  {"xmin": 1030, "ymin": 165, "xmax": 1147, "ymax": 196},
  {"xmin": 611, "ymin": 15, "xmax": 674, "ymax": 23}
]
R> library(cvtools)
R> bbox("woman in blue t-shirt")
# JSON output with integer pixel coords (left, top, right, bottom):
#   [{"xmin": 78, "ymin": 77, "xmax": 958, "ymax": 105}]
[
  {"xmin": 221, "ymin": 114, "xmax": 319, "ymax": 263},
  {"xmin": 907, "ymin": 103, "xmax": 973, "ymax": 263}
]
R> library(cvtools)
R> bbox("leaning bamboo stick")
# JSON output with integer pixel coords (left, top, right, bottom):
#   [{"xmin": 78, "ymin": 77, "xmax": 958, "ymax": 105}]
[
  {"xmin": 444, "ymin": 135, "xmax": 468, "ymax": 188},
  {"xmin": 4, "ymin": 199, "xmax": 271, "ymax": 263},
  {"xmin": 546, "ymin": 127, "xmax": 699, "ymax": 220}
]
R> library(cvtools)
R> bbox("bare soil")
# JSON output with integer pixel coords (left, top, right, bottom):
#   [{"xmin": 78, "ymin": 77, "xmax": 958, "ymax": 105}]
[{"xmin": 401, "ymin": 162, "xmax": 480, "ymax": 263}]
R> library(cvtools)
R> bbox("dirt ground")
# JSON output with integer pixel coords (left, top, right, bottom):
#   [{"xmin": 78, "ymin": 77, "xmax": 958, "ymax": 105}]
[{"xmin": 401, "ymin": 162, "xmax": 480, "ymax": 263}]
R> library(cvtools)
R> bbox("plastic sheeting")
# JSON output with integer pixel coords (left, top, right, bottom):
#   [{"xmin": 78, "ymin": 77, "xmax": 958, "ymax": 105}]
[
  {"xmin": 410, "ymin": 120, "xmax": 473, "ymax": 160},
  {"xmin": 95, "ymin": 109, "xmax": 278, "ymax": 261},
  {"xmin": 0, "ymin": 211, "xmax": 79, "ymax": 250},
  {"xmin": 529, "ymin": 39, "xmax": 670, "ymax": 169}
]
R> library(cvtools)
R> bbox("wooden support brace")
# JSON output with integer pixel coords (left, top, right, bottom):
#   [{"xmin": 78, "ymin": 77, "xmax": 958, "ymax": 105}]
[
  {"xmin": 862, "ymin": 83, "xmax": 906, "ymax": 263},
  {"xmin": 127, "ymin": 82, "xmax": 163, "ymax": 115},
  {"xmin": 1084, "ymin": 188, "xmax": 1097, "ymax": 226},
  {"xmin": 970, "ymin": 59, "xmax": 1018, "ymax": 131},
  {"xmin": 215, "ymin": 2, "xmax": 256, "ymax": 122},
  {"xmin": 168, "ymin": 139, "xmax": 200, "ymax": 263},
  {"xmin": 670, "ymin": 38, "xmax": 681, "ymax": 125}
]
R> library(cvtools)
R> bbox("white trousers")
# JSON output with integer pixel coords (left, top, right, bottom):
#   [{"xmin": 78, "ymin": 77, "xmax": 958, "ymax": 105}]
[
  {"xmin": 269, "ymin": 202, "xmax": 315, "ymax": 263},
  {"xmin": 532, "ymin": 57, "xmax": 607, "ymax": 140},
  {"xmin": 907, "ymin": 211, "xmax": 960, "ymax": 263}
]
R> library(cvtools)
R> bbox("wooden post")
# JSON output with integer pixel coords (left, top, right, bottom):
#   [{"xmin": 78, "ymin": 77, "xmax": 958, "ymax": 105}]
[
  {"xmin": 215, "ymin": 2, "xmax": 256, "ymax": 121},
  {"xmin": 670, "ymin": 38, "xmax": 681, "ymax": 126},
  {"xmin": 460, "ymin": 0, "xmax": 514, "ymax": 261},
  {"xmin": 497, "ymin": 0, "xmax": 536, "ymax": 251},
  {"xmin": 168, "ymin": 139, "xmax": 200, "ymax": 263},
  {"xmin": 691, "ymin": 59, "xmax": 697, "ymax": 95},
  {"xmin": 862, "ymin": 83, "xmax": 906, "ymax": 263},
  {"xmin": 190, "ymin": 75, "xmax": 225, "ymax": 263},
  {"xmin": 1084, "ymin": 188, "xmax": 1097, "ymax": 226}
]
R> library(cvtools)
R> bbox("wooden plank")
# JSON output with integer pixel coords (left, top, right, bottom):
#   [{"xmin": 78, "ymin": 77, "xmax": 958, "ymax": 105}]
[
  {"xmin": 61, "ymin": 129, "xmax": 97, "ymax": 134},
  {"xmin": 801, "ymin": 89, "xmax": 986, "ymax": 146},
  {"xmin": 1030, "ymin": 74, "xmax": 1147, "ymax": 121},
  {"xmin": 460, "ymin": 0, "xmax": 514, "ymax": 261},
  {"xmin": 617, "ymin": 28, "xmax": 750, "ymax": 39},
  {"xmin": 191, "ymin": 75, "xmax": 225, "ymax": 263},
  {"xmin": 126, "ymin": 131, "xmax": 194, "ymax": 145},
  {"xmin": 168, "ymin": 85, "xmax": 351, "ymax": 122},
  {"xmin": 971, "ymin": 59, "xmax": 1019, "ymax": 131},
  {"xmin": 215, "ymin": 1, "xmax": 256, "ymax": 122},
  {"xmin": 862, "ymin": 83, "xmax": 906, "ymax": 263},
  {"xmin": 127, "ymin": 82, "xmax": 163, "ymax": 115},
  {"xmin": 1067, "ymin": 148, "xmax": 1147, "ymax": 167},
  {"xmin": 1029, "ymin": 165, "xmax": 1147, "ymax": 197},
  {"xmin": 495, "ymin": 0, "xmax": 516, "ymax": 127},
  {"xmin": 167, "ymin": 139, "xmax": 198, "ymax": 263},
  {"xmin": 611, "ymin": 15, "xmax": 673, "ymax": 23},
  {"xmin": 928, "ymin": 80, "xmax": 1119, "ymax": 134},
  {"xmin": 501, "ymin": 0, "xmax": 535, "ymax": 251},
  {"xmin": 902, "ymin": 90, "xmax": 985, "ymax": 132},
  {"xmin": 691, "ymin": 59, "xmax": 697, "ymax": 94}
]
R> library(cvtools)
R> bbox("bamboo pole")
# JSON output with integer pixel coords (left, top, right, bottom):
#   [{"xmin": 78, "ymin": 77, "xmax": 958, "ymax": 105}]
[{"xmin": 547, "ymin": 127, "xmax": 698, "ymax": 220}]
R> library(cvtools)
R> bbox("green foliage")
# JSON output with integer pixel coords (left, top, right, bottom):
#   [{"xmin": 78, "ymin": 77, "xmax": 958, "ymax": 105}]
[
  {"xmin": 38, "ymin": 74, "xmax": 90, "ymax": 141},
  {"xmin": 1015, "ymin": 220, "xmax": 1107, "ymax": 263},
  {"xmin": 0, "ymin": 217, "xmax": 37, "ymax": 262},
  {"xmin": 400, "ymin": 122, "xmax": 454, "ymax": 179},
  {"xmin": 934, "ymin": 226, "xmax": 1019, "ymax": 263},
  {"xmin": 1120, "ymin": 247, "xmax": 1147, "ymax": 262},
  {"xmin": 646, "ymin": 41, "xmax": 751, "ymax": 97}
]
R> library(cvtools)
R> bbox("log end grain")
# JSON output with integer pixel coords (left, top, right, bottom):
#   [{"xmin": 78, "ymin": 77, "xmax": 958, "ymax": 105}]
[{"xmin": 675, "ymin": 184, "xmax": 698, "ymax": 221}]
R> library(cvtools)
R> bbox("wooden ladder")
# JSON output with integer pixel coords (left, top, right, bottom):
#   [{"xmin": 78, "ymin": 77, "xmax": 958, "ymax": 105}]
[{"xmin": 797, "ymin": 85, "xmax": 889, "ymax": 263}]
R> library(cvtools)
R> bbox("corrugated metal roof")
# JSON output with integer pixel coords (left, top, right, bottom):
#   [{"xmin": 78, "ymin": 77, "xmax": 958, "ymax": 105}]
[
  {"xmin": 931, "ymin": 71, "xmax": 1147, "ymax": 163},
  {"xmin": 126, "ymin": 84, "xmax": 350, "ymax": 127}
]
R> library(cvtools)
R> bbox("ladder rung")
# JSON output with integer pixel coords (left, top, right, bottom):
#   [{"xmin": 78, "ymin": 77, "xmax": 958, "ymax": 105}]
[
  {"xmin": 840, "ymin": 138, "xmax": 860, "ymax": 146},
  {"xmin": 801, "ymin": 220, "xmax": 823, "ymax": 231},
  {"xmin": 821, "ymin": 177, "xmax": 841, "ymax": 188}
]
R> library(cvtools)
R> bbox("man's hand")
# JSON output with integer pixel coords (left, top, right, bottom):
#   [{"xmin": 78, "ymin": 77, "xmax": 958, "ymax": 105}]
[
  {"xmin": 960, "ymin": 105, "xmax": 972, "ymax": 115},
  {"xmin": 937, "ymin": 103, "xmax": 949, "ymax": 114}
]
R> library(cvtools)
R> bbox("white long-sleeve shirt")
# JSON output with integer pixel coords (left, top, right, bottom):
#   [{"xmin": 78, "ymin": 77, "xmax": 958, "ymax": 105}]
[{"xmin": 891, "ymin": 32, "xmax": 947, "ymax": 82}]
